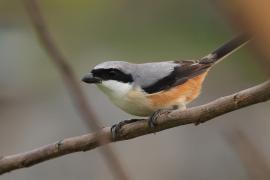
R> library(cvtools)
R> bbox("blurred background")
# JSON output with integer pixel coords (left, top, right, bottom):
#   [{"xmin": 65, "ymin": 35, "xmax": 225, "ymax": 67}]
[{"xmin": 0, "ymin": 0, "xmax": 269, "ymax": 180}]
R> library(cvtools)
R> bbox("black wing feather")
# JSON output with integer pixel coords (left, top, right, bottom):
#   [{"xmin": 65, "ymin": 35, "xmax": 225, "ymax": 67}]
[{"xmin": 142, "ymin": 61, "xmax": 210, "ymax": 94}]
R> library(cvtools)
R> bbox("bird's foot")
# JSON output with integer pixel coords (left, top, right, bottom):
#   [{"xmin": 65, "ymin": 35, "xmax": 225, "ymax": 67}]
[
  {"xmin": 194, "ymin": 119, "xmax": 202, "ymax": 126},
  {"xmin": 148, "ymin": 109, "xmax": 171, "ymax": 128},
  {"xmin": 111, "ymin": 119, "xmax": 141, "ymax": 140}
]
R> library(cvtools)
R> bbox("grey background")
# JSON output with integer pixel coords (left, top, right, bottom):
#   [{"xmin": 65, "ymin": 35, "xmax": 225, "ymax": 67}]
[{"xmin": 0, "ymin": 1, "xmax": 269, "ymax": 180}]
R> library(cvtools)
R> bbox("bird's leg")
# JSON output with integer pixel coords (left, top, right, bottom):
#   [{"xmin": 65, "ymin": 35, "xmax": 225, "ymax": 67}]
[
  {"xmin": 148, "ymin": 109, "xmax": 171, "ymax": 128},
  {"xmin": 111, "ymin": 119, "xmax": 142, "ymax": 140},
  {"xmin": 148, "ymin": 104, "xmax": 186, "ymax": 128}
]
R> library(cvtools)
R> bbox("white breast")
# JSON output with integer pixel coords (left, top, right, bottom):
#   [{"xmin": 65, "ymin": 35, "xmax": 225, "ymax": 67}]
[{"xmin": 97, "ymin": 80, "xmax": 154, "ymax": 116}]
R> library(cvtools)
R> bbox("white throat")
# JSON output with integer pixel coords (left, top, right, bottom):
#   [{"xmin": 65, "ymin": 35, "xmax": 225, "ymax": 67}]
[
  {"xmin": 96, "ymin": 80, "xmax": 154, "ymax": 116},
  {"xmin": 97, "ymin": 80, "xmax": 133, "ymax": 99}
]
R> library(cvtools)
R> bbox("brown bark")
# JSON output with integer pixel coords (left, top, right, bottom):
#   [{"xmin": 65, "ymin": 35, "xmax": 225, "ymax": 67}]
[{"xmin": 0, "ymin": 80, "xmax": 269, "ymax": 175}]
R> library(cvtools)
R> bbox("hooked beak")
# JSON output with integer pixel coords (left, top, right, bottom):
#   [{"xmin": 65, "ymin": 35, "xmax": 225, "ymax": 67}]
[{"xmin": 81, "ymin": 73, "xmax": 101, "ymax": 84}]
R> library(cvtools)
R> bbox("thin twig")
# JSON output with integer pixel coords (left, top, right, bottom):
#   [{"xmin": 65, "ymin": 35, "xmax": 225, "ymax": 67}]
[
  {"xmin": 23, "ymin": 0, "xmax": 130, "ymax": 180},
  {"xmin": 227, "ymin": 130, "xmax": 270, "ymax": 180},
  {"xmin": 0, "ymin": 80, "xmax": 270, "ymax": 175}
]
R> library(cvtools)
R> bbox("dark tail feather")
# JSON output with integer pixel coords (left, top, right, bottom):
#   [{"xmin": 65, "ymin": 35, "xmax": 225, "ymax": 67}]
[{"xmin": 199, "ymin": 34, "xmax": 250, "ymax": 64}]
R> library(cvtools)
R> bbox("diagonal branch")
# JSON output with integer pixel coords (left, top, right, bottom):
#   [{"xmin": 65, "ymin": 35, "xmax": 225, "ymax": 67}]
[
  {"xmin": 0, "ymin": 80, "xmax": 270, "ymax": 175},
  {"xmin": 23, "ymin": 0, "xmax": 130, "ymax": 180},
  {"xmin": 227, "ymin": 130, "xmax": 270, "ymax": 180}
]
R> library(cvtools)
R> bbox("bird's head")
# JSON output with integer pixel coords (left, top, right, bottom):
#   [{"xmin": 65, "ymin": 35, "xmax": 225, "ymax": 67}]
[{"xmin": 82, "ymin": 61, "xmax": 135, "ymax": 96}]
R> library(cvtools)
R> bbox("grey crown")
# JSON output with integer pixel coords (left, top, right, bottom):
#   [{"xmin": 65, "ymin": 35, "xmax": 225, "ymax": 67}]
[{"xmin": 93, "ymin": 61, "xmax": 178, "ymax": 88}]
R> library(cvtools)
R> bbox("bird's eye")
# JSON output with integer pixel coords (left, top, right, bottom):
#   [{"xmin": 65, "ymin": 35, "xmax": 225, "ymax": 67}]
[{"xmin": 108, "ymin": 70, "xmax": 117, "ymax": 77}]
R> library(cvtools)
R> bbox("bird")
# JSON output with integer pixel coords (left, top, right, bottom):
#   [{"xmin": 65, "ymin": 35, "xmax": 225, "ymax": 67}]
[{"xmin": 82, "ymin": 34, "xmax": 249, "ymax": 137}]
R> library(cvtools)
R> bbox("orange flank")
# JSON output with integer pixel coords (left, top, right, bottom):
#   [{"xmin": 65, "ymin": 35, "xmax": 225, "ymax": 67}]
[{"xmin": 147, "ymin": 72, "xmax": 208, "ymax": 108}]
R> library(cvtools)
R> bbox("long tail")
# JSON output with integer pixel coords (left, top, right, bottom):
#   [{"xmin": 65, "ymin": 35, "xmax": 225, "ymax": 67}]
[{"xmin": 199, "ymin": 34, "xmax": 250, "ymax": 64}]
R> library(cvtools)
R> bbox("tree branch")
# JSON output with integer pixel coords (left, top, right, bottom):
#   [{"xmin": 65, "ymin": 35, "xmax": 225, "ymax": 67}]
[
  {"xmin": 0, "ymin": 80, "xmax": 269, "ymax": 175},
  {"xmin": 23, "ymin": 0, "xmax": 130, "ymax": 180}
]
